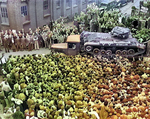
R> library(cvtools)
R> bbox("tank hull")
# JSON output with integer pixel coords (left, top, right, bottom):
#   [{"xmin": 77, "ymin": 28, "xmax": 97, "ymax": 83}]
[{"xmin": 81, "ymin": 31, "xmax": 146, "ymax": 57}]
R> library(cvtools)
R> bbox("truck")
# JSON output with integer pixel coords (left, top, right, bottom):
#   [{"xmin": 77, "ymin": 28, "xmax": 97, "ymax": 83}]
[{"xmin": 51, "ymin": 26, "xmax": 150, "ymax": 58}]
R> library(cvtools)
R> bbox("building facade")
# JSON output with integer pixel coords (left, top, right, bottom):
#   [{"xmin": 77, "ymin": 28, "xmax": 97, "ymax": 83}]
[{"xmin": 0, "ymin": 0, "xmax": 97, "ymax": 32}]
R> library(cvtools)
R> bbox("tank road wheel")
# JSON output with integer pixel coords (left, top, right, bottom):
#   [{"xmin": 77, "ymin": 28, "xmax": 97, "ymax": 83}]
[
  {"xmin": 93, "ymin": 48, "xmax": 100, "ymax": 55},
  {"xmin": 122, "ymin": 50, "xmax": 128, "ymax": 56},
  {"xmin": 115, "ymin": 50, "xmax": 122, "ymax": 56},
  {"xmin": 106, "ymin": 50, "xmax": 112, "ymax": 56},
  {"xmin": 85, "ymin": 46, "xmax": 93, "ymax": 52},
  {"xmin": 101, "ymin": 50, "xmax": 106, "ymax": 55},
  {"xmin": 128, "ymin": 49, "xmax": 135, "ymax": 55}
]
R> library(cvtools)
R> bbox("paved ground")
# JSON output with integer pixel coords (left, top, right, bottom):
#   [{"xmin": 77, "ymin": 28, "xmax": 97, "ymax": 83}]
[
  {"xmin": 120, "ymin": 0, "xmax": 141, "ymax": 16},
  {"xmin": 0, "ymin": 22, "xmax": 74, "ymax": 64},
  {"xmin": 0, "ymin": 48, "xmax": 51, "ymax": 64},
  {"xmin": 0, "ymin": 1, "xmax": 147, "ymax": 63}
]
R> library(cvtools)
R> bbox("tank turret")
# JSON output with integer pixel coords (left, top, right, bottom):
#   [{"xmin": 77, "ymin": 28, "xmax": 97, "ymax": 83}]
[
  {"xmin": 81, "ymin": 26, "xmax": 146, "ymax": 57},
  {"xmin": 110, "ymin": 26, "xmax": 130, "ymax": 39}
]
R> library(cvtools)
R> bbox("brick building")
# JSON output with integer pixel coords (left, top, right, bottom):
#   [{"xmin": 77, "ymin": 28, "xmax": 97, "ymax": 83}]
[{"xmin": 0, "ymin": 0, "xmax": 97, "ymax": 32}]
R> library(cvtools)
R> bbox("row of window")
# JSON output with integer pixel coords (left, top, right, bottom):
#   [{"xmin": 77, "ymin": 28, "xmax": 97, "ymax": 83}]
[{"xmin": 0, "ymin": 0, "xmax": 88, "ymax": 24}]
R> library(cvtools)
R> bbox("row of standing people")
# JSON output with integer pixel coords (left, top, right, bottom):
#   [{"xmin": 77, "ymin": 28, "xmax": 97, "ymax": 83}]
[{"xmin": 0, "ymin": 25, "xmax": 53, "ymax": 53}]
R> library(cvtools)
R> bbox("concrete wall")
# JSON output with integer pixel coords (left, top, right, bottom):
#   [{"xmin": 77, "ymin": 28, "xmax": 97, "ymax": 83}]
[
  {"xmin": 63, "ymin": 0, "xmax": 72, "ymax": 18},
  {"xmin": 35, "ymin": 0, "xmax": 51, "ymax": 28},
  {"xmin": 82, "ymin": 2, "xmax": 87, "ymax": 12},
  {"xmin": 52, "ymin": 0, "xmax": 62, "ymax": 21},
  {"xmin": 0, "ymin": 0, "xmax": 92, "ymax": 31},
  {"xmin": 0, "ymin": 0, "xmax": 17, "ymax": 30},
  {"xmin": 23, "ymin": 0, "xmax": 51, "ymax": 32},
  {"xmin": 72, "ymin": 1, "xmax": 79, "ymax": 16}
]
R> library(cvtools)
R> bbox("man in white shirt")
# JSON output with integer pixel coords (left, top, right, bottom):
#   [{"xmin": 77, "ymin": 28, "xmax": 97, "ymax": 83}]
[{"xmin": 33, "ymin": 34, "xmax": 39, "ymax": 50}]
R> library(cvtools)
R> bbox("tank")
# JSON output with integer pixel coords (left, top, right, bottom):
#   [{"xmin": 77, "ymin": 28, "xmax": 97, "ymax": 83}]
[{"xmin": 80, "ymin": 26, "xmax": 146, "ymax": 57}]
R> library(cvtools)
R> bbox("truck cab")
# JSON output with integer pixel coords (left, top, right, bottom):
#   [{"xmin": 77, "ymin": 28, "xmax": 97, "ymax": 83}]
[{"xmin": 51, "ymin": 35, "xmax": 80, "ymax": 55}]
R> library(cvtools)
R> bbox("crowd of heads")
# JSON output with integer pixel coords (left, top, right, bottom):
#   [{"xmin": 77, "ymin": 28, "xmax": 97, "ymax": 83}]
[
  {"xmin": 0, "ymin": 25, "xmax": 53, "ymax": 53},
  {"xmin": 0, "ymin": 19, "xmax": 81, "ymax": 53}
]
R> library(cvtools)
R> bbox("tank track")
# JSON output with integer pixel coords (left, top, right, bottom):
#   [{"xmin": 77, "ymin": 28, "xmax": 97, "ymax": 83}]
[{"xmin": 81, "ymin": 48, "xmax": 146, "ymax": 59}]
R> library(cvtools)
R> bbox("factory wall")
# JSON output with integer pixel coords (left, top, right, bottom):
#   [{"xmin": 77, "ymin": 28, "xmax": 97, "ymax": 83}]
[{"xmin": 0, "ymin": 0, "xmax": 96, "ymax": 31}]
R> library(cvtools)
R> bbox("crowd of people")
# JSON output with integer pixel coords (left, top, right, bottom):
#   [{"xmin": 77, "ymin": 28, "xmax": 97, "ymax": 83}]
[{"xmin": 0, "ymin": 25, "xmax": 53, "ymax": 53}]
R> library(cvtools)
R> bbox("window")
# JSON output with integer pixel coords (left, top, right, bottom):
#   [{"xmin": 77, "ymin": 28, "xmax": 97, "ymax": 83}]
[
  {"xmin": 66, "ymin": 0, "xmax": 71, "ymax": 7},
  {"xmin": 21, "ymin": 6, "xmax": 27, "ymax": 16},
  {"xmin": 43, "ymin": 0, "xmax": 48, "ymax": 10},
  {"xmin": 1, "ymin": 7, "xmax": 9, "ymax": 24},
  {"xmin": 21, "ymin": 6, "xmax": 29, "ymax": 22},
  {"xmin": 73, "ymin": 0, "xmax": 77, "ymax": 5},
  {"xmin": 56, "ymin": 0, "xmax": 60, "ymax": 7},
  {"xmin": 68, "ymin": 43, "xmax": 76, "ymax": 49}
]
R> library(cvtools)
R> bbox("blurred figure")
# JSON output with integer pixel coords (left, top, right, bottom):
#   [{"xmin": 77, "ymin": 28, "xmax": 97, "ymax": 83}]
[
  {"xmin": 15, "ymin": 35, "xmax": 20, "ymax": 51},
  {"xmin": 47, "ymin": 31, "xmax": 53, "ymax": 49},
  {"xmin": 11, "ymin": 36, "xmax": 16, "ymax": 52},
  {"xmin": 33, "ymin": 34, "xmax": 39, "ymax": 50},
  {"xmin": 26, "ymin": 33, "xmax": 31, "ymax": 51},
  {"xmin": 3, "ymin": 33, "xmax": 9, "ymax": 53},
  {"xmin": 29, "ymin": 28, "xmax": 33, "ymax": 35},
  {"xmin": 0, "ymin": 33, "xmax": 2, "ymax": 51},
  {"xmin": 20, "ymin": 34, "xmax": 26, "ymax": 51},
  {"xmin": 30, "ymin": 33, "xmax": 34, "ymax": 51},
  {"xmin": 1, "ymin": 30, "xmax": 5, "ymax": 46},
  {"xmin": 42, "ymin": 32, "xmax": 48, "ymax": 48}
]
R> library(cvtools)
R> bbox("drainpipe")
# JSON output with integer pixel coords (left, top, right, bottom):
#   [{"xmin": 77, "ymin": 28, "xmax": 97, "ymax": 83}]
[
  {"xmin": 50, "ymin": 0, "xmax": 52, "ymax": 22},
  {"xmin": 0, "ymin": 3, "xmax": 1, "ymax": 31},
  {"xmin": 35, "ymin": 0, "xmax": 38, "ymax": 28},
  {"xmin": 51, "ymin": 0, "xmax": 54, "ymax": 21}
]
